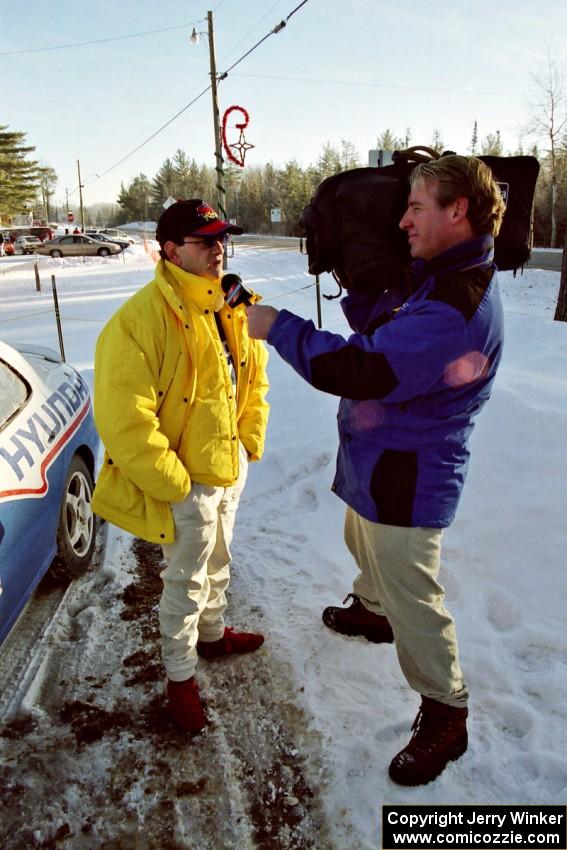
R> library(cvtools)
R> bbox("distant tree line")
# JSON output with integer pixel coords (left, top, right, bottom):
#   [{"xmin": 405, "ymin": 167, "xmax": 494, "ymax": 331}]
[
  {"xmin": 1, "ymin": 74, "xmax": 565, "ymax": 248},
  {"xmin": 112, "ymin": 127, "xmax": 566, "ymax": 247},
  {"xmin": 111, "ymin": 141, "xmax": 361, "ymax": 235},
  {"xmin": 0, "ymin": 125, "xmax": 58, "ymax": 225}
]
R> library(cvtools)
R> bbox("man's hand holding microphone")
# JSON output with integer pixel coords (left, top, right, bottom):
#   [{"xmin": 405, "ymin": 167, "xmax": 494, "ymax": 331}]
[{"xmin": 222, "ymin": 273, "xmax": 278, "ymax": 341}]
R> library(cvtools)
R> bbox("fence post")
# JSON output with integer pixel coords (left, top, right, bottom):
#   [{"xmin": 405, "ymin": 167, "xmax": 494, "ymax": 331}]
[
  {"xmin": 51, "ymin": 274, "xmax": 66, "ymax": 362},
  {"xmin": 34, "ymin": 261, "xmax": 41, "ymax": 292}
]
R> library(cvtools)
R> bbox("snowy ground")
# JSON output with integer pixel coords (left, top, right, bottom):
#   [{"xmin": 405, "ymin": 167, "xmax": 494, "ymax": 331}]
[{"xmin": 0, "ymin": 243, "xmax": 566, "ymax": 848}]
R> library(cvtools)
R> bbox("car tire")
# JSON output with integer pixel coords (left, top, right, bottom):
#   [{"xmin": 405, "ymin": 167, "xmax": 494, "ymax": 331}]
[
  {"xmin": 50, "ymin": 249, "xmax": 63, "ymax": 258},
  {"xmin": 53, "ymin": 454, "xmax": 96, "ymax": 578},
  {"xmin": 97, "ymin": 247, "xmax": 111, "ymax": 257}
]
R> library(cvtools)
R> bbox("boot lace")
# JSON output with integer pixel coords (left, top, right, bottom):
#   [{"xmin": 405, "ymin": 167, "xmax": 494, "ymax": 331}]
[
  {"xmin": 342, "ymin": 592, "xmax": 360, "ymax": 605},
  {"xmin": 407, "ymin": 702, "xmax": 462, "ymax": 755}
]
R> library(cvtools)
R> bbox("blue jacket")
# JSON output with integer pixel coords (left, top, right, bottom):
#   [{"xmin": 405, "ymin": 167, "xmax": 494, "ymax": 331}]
[{"xmin": 267, "ymin": 235, "xmax": 504, "ymax": 528}]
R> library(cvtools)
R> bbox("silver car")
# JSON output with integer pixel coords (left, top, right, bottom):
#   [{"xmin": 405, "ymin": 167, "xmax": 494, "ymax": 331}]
[
  {"xmin": 15, "ymin": 235, "xmax": 44, "ymax": 255},
  {"xmin": 37, "ymin": 234, "xmax": 123, "ymax": 258}
]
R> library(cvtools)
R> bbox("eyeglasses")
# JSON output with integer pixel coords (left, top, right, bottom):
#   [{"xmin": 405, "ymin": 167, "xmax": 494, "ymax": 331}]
[{"xmin": 182, "ymin": 234, "xmax": 230, "ymax": 249}]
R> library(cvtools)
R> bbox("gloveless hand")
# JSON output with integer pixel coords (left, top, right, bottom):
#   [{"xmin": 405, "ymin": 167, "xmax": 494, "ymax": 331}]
[{"xmin": 246, "ymin": 304, "xmax": 279, "ymax": 340}]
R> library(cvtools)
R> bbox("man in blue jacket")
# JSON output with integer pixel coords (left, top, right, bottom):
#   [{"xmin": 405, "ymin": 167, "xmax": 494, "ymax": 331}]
[{"xmin": 246, "ymin": 155, "xmax": 506, "ymax": 786}]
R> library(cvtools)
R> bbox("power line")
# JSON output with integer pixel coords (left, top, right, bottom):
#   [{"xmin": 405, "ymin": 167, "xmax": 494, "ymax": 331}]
[
  {"xmin": 219, "ymin": 0, "xmax": 309, "ymax": 79},
  {"xmin": 217, "ymin": 0, "xmax": 284, "ymax": 64},
  {"xmin": 81, "ymin": 0, "xmax": 311, "ymax": 187},
  {"xmin": 0, "ymin": 22, "xmax": 200, "ymax": 57},
  {"xmin": 85, "ymin": 84, "xmax": 212, "ymax": 184},
  {"xmin": 232, "ymin": 72, "xmax": 522, "ymax": 98}
]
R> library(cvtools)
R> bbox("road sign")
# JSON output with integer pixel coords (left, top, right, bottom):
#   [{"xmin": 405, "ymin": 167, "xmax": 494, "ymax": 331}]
[
  {"xmin": 271, "ymin": 207, "xmax": 281, "ymax": 223},
  {"xmin": 67, "ymin": 212, "xmax": 75, "ymax": 223},
  {"xmin": 368, "ymin": 149, "xmax": 394, "ymax": 168}
]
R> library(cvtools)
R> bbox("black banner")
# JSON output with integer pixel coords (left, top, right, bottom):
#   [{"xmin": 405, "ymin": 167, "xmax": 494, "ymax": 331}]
[{"xmin": 382, "ymin": 805, "xmax": 566, "ymax": 850}]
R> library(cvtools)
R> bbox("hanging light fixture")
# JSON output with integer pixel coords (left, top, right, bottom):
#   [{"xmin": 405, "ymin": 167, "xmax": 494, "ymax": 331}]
[{"xmin": 190, "ymin": 27, "xmax": 200, "ymax": 45}]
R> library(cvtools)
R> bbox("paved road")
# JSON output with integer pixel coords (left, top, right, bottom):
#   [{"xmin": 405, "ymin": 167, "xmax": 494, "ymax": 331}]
[
  {"xmin": 528, "ymin": 248, "xmax": 563, "ymax": 271},
  {"xmin": 236, "ymin": 235, "xmax": 563, "ymax": 272}
]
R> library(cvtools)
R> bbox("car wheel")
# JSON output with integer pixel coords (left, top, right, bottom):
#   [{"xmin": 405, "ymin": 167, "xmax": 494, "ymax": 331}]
[
  {"xmin": 97, "ymin": 247, "xmax": 110, "ymax": 257},
  {"xmin": 54, "ymin": 455, "xmax": 96, "ymax": 577},
  {"xmin": 50, "ymin": 249, "xmax": 63, "ymax": 258}
]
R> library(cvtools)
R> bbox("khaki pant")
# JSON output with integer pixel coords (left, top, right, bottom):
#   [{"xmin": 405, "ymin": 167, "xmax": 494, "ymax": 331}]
[
  {"xmin": 160, "ymin": 447, "xmax": 248, "ymax": 682},
  {"xmin": 344, "ymin": 507, "xmax": 468, "ymax": 707}
]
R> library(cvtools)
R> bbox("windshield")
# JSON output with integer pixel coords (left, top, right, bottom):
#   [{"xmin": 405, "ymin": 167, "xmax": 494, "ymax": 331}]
[{"xmin": 0, "ymin": 360, "xmax": 30, "ymax": 430}]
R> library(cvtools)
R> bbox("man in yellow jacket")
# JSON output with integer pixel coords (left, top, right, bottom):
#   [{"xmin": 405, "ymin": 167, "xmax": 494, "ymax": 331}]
[{"xmin": 92, "ymin": 199, "xmax": 270, "ymax": 732}]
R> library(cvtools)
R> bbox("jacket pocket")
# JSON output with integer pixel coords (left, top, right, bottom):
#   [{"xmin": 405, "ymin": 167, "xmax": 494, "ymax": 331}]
[{"xmin": 370, "ymin": 449, "xmax": 418, "ymax": 527}]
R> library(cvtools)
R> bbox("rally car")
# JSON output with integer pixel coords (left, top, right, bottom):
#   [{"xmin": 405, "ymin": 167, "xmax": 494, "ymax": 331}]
[{"xmin": 0, "ymin": 340, "xmax": 100, "ymax": 645}]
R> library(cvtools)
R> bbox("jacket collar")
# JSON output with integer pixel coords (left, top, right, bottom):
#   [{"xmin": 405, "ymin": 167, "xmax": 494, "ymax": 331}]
[
  {"xmin": 411, "ymin": 234, "xmax": 495, "ymax": 286},
  {"xmin": 156, "ymin": 259, "xmax": 223, "ymax": 314}
]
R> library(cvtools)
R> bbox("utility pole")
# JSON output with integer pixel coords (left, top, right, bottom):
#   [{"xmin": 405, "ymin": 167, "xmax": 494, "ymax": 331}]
[
  {"xmin": 65, "ymin": 188, "xmax": 70, "ymax": 215},
  {"xmin": 77, "ymin": 160, "xmax": 86, "ymax": 233},
  {"xmin": 207, "ymin": 10, "xmax": 227, "ymax": 268},
  {"xmin": 40, "ymin": 176, "xmax": 48, "ymax": 223}
]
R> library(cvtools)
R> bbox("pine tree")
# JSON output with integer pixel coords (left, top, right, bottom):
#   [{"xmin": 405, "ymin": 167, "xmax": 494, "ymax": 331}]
[
  {"xmin": 278, "ymin": 160, "xmax": 316, "ymax": 235},
  {"xmin": 37, "ymin": 166, "xmax": 58, "ymax": 221},
  {"xmin": 224, "ymin": 164, "xmax": 243, "ymax": 222},
  {"xmin": 151, "ymin": 157, "xmax": 177, "ymax": 212},
  {"xmin": 481, "ymin": 130, "xmax": 503, "ymax": 156},
  {"xmin": 430, "ymin": 129, "xmax": 444, "ymax": 154},
  {"xmin": 314, "ymin": 143, "xmax": 342, "ymax": 181},
  {"xmin": 470, "ymin": 120, "xmax": 478, "ymax": 155},
  {"xmin": 237, "ymin": 166, "xmax": 265, "ymax": 232},
  {"xmin": 117, "ymin": 174, "xmax": 152, "ymax": 222},
  {"xmin": 339, "ymin": 140, "xmax": 361, "ymax": 170},
  {"xmin": 377, "ymin": 129, "xmax": 403, "ymax": 151},
  {"xmin": 0, "ymin": 124, "xmax": 40, "ymax": 222}
]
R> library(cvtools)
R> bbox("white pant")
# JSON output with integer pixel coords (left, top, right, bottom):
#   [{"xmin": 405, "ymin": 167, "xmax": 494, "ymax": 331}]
[{"xmin": 160, "ymin": 447, "xmax": 248, "ymax": 681}]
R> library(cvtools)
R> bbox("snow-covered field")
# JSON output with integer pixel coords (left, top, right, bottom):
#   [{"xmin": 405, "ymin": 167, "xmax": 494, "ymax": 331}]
[{"xmin": 0, "ymin": 243, "xmax": 566, "ymax": 849}]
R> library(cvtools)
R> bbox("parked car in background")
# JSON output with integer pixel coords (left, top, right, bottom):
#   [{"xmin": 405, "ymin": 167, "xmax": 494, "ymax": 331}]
[
  {"xmin": 36, "ymin": 234, "xmax": 122, "ymax": 258},
  {"xmin": 0, "ymin": 340, "xmax": 100, "ymax": 645},
  {"xmin": 98, "ymin": 228, "xmax": 136, "ymax": 244},
  {"xmin": 15, "ymin": 235, "xmax": 44, "ymax": 255},
  {"xmin": 88, "ymin": 232, "xmax": 131, "ymax": 251}
]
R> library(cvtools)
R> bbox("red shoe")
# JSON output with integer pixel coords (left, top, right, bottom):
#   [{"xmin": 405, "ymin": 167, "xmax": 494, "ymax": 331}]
[
  {"xmin": 166, "ymin": 677, "xmax": 207, "ymax": 732},
  {"xmin": 197, "ymin": 626, "xmax": 264, "ymax": 659}
]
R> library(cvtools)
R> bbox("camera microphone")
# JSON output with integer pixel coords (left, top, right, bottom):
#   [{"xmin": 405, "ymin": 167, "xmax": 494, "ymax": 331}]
[{"xmin": 221, "ymin": 273, "xmax": 253, "ymax": 308}]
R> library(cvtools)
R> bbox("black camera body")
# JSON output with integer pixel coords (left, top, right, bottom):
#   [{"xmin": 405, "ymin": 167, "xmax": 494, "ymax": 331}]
[{"xmin": 299, "ymin": 149, "xmax": 540, "ymax": 296}]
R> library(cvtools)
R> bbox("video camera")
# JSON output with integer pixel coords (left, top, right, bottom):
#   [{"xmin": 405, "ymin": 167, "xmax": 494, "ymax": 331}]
[{"xmin": 299, "ymin": 146, "xmax": 540, "ymax": 296}]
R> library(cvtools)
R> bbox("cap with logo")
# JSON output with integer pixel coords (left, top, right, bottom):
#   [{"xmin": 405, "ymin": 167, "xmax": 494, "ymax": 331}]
[{"xmin": 156, "ymin": 198, "xmax": 243, "ymax": 246}]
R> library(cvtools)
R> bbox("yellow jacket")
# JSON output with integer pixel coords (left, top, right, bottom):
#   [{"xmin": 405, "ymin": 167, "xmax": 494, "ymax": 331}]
[{"xmin": 92, "ymin": 259, "xmax": 269, "ymax": 544}]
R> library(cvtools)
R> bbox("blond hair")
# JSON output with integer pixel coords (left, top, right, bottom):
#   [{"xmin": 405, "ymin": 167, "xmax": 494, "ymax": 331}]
[{"xmin": 411, "ymin": 155, "xmax": 506, "ymax": 237}]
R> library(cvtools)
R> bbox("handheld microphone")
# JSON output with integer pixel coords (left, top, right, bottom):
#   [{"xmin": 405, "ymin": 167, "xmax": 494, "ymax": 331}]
[{"xmin": 221, "ymin": 273, "xmax": 253, "ymax": 308}]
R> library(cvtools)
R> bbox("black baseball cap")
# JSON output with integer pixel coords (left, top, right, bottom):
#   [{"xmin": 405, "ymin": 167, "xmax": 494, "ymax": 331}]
[{"xmin": 156, "ymin": 198, "xmax": 243, "ymax": 245}]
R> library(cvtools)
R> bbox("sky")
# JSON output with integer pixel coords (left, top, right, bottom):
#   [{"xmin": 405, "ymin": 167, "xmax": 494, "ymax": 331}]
[
  {"xmin": 1, "ymin": 0, "xmax": 566, "ymax": 209},
  {"xmin": 0, "ymin": 245, "xmax": 566, "ymax": 847}
]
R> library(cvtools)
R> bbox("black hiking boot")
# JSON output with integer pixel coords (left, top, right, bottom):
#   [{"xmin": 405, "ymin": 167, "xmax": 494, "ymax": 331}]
[
  {"xmin": 322, "ymin": 593, "xmax": 394, "ymax": 643},
  {"xmin": 389, "ymin": 696, "xmax": 468, "ymax": 786}
]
